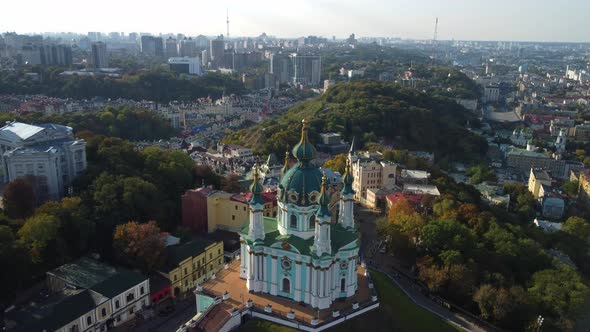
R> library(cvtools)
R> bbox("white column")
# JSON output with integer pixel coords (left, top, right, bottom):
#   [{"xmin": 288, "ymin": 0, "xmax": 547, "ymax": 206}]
[
  {"xmin": 311, "ymin": 267, "xmax": 317, "ymax": 296},
  {"xmin": 295, "ymin": 262, "xmax": 302, "ymax": 301},
  {"xmin": 271, "ymin": 256, "xmax": 278, "ymax": 295},
  {"xmin": 319, "ymin": 270, "xmax": 324, "ymax": 297}
]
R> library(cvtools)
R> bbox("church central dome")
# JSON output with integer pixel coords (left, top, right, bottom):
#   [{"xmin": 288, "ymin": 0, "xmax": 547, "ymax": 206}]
[{"xmin": 279, "ymin": 119, "xmax": 323, "ymax": 206}]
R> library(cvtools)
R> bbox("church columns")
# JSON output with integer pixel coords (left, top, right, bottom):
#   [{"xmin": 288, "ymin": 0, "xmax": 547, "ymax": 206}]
[
  {"xmin": 318, "ymin": 270, "xmax": 326, "ymax": 297},
  {"xmin": 305, "ymin": 264, "xmax": 311, "ymax": 303},
  {"xmin": 270, "ymin": 256, "xmax": 278, "ymax": 295},
  {"xmin": 294, "ymin": 262, "xmax": 301, "ymax": 301},
  {"xmin": 311, "ymin": 267, "xmax": 317, "ymax": 296}
]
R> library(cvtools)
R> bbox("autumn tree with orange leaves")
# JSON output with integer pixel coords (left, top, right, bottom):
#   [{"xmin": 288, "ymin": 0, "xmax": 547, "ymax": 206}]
[{"xmin": 113, "ymin": 221, "xmax": 168, "ymax": 272}]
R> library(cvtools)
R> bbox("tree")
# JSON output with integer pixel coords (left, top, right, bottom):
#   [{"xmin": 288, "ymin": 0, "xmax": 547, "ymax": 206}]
[
  {"xmin": 473, "ymin": 284, "xmax": 528, "ymax": 324},
  {"xmin": 420, "ymin": 219, "xmax": 477, "ymax": 256},
  {"xmin": 432, "ymin": 198, "xmax": 459, "ymax": 220},
  {"xmin": 222, "ymin": 173, "xmax": 242, "ymax": 194},
  {"xmin": 0, "ymin": 225, "xmax": 31, "ymax": 303},
  {"xmin": 561, "ymin": 180, "xmax": 579, "ymax": 197},
  {"xmin": 113, "ymin": 221, "xmax": 167, "ymax": 272},
  {"xmin": 466, "ymin": 165, "xmax": 496, "ymax": 184},
  {"xmin": 416, "ymin": 255, "xmax": 475, "ymax": 303},
  {"xmin": 18, "ymin": 213, "xmax": 60, "ymax": 263},
  {"xmin": 388, "ymin": 198, "xmax": 425, "ymax": 242},
  {"xmin": 528, "ymin": 265, "xmax": 590, "ymax": 328},
  {"xmin": 323, "ymin": 154, "xmax": 348, "ymax": 174},
  {"xmin": 36, "ymin": 197, "xmax": 94, "ymax": 258},
  {"xmin": 562, "ymin": 216, "xmax": 590, "ymax": 241},
  {"xmin": 2, "ymin": 178, "xmax": 36, "ymax": 219}
]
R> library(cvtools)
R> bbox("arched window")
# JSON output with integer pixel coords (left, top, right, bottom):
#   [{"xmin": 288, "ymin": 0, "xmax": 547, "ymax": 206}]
[
  {"xmin": 87, "ymin": 316, "xmax": 92, "ymax": 325},
  {"xmin": 290, "ymin": 215, "xmax": 297, "ymax": 229},
  {"xmin": 282, "ymin": 278, "xmax": 291, "ymax": 293},
  {"xmin": 101, "ymin": 308, "xmax": 106, "ymax": 317},
  {"xmin": 309, "ymin": 215, "xmax": 315, "ymax": 230},
  {"xmin": 341, "ymin": 278, "xmax": 346, "ymax": 292}
]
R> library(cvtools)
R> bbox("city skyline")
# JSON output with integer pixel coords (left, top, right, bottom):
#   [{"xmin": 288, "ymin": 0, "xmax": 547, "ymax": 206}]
[{"xmin": 2, "ymin": 0, "xmax": 590, "ymax": 43}]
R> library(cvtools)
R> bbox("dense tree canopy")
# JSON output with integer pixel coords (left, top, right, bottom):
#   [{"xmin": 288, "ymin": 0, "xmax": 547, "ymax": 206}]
[
  {"xmin": 113, "ymin": 221, "xmax": 167, "ymax": 272},
  {"xmin": 224, "ymin": 81, "xmax": 487, "ymax": 165},
  {"xmin": 0, "ymin": 106, "xmax": 175, "ymax": 141},
  {"xmin": 0, "ymin": 69, "xmax": 245, "ymax": 103}
]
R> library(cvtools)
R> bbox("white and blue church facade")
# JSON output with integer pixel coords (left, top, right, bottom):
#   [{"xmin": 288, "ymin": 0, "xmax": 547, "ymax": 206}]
[{"xmin": 239, "ymin": 119, "xmax": 359, "ymax": 310}]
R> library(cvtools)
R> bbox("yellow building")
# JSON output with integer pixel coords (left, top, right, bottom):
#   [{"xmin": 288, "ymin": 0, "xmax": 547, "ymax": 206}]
[
  {"xmin": 159, "ymin": 240, "xmax": 224, "ymax": 297},
  {"xmin": 579, "ymin": 170, "xmax": 590, "ymax": 203},
  {"xmin": 207, "ymin": 191, "xmax": 277, "ymax": 233}
]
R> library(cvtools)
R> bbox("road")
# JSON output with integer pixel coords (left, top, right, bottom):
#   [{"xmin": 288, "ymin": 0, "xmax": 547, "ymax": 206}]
[{"xmin": 127, "ymin": 298, "xmax": 196, "ymax": 332}]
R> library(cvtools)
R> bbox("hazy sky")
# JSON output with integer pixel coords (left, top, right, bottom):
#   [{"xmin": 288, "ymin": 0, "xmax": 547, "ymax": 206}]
[{"xmin": 2, "ymin": 0, "xmax": 589, "ymax": 42}]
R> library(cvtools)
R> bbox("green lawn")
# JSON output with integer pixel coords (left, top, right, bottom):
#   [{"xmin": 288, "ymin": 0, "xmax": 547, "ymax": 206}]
[
  {"xmin": 238, "ymin": 270, "xmax": 459, "ymax": 332},
  {"xmin": 239, "ymin": 319, "xmax": 298, "ymax": 332},
  {"xmin": 331, "ymin": 270, "xmax": 459, "ymax": 332}
]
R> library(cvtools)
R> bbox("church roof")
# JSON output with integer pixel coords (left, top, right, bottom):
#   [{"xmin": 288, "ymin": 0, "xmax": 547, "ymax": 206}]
[
  {"xmin": 279, "ymin": 119, "xmax": 323, "ymax": 206},
  {"xmin": 292, "ymin": 119, "xmax": 316, "ymax": 162},
  {"xmin": 239, "ymin": 217, "xmax": 357, "ymax": 257},
  {"xmin": 279, "ymin": 163, "xmax": 323, "ymax": 206}
]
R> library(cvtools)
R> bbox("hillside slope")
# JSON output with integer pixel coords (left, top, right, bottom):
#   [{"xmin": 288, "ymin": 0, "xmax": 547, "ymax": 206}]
[{"xmin": 224, "ymin": 81, "xmax": 487, "ymax": 163}]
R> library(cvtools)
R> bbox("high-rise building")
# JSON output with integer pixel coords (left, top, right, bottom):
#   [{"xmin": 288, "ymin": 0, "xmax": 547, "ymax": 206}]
[
  {"xmin": 201, "ymin": 49, "xmax": 209, "ymax": 66},
  {"xmin": 270, "ymin": 53, "xmax": 292, "ymax": 84},
  {"xmin": 179, "ymin": 37, "xmax": 197, "ymax": 57},
  {"xmin": 41, "ymin": 44, "xmax": 73, "ymax": 66},
  {"xmin": 270, "ymin": 53, "xmax": 322, "ymax": 86},
  {"xmin": 209, "ymin": 37, "xmax": 225, "ymax": 66},
  {"xmin": 90, "ymin": 41, "xmax": 108, "ymax": 68},
  {"xmin": 165, "ymin": 37, "xmax": 178, "ymax": 58},
  {"xmin": 140, "ymin": 36, "xmax": 164, "ymax": 56},
  {"xmin": 292, "ymin": 54, "xmax": 322, "ymax": 86}
]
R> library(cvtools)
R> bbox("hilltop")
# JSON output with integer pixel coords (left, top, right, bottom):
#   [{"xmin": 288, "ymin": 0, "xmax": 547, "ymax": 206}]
[{"xmin": 224, "ymin": 81, "xmax": 487, "ymax": 164}]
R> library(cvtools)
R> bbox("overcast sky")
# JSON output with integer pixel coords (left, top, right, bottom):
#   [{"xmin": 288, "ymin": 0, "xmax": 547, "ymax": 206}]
[{"xmin": 2, "ymin": 0, "xmax": 589, "ymax": 42}]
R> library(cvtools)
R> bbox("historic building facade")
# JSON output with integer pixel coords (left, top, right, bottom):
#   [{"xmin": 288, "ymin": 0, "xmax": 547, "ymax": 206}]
[{"xmin": 239, "ymin": 119, "xmax": 359, "ymax": 309}]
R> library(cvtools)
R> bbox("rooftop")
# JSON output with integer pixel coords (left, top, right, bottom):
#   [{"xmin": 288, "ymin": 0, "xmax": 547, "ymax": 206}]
[
  {"xmin": 403, "ymin": 184, "xmax": 440, "ymax": 196},
  {"xmin": 199, "ymin": 260, "xmax": 373, "ymax": 327},
  {"xmin": 531, "ymin": 168, "xmax": 552, "ymax": 181},
  {"xmin": 47, "ymin": 257, "xmax": 118, "ymax": 289},
  {"xmin": 90, "ymin": 269, "xmax": 147, "ymax": 298},
  {"xmin": 240, "ymin": 217, "xmax": 358, "ymax": 257},
  {"xmin": 400, "ymin": 169, "xmax": 430, "ymax": 180},
  {"xmin": 5, "ymin": 289, "xmax": 102, "ymax": 332},
  {"xmin": 162, "ymin": 239, "xmax": 215, "ymax": 272}
]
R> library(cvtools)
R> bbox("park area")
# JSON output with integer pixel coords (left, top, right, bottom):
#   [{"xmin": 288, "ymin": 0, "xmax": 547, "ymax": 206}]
[{"xmin": 238, "ymin": 270, "xmax": 459, "ymax": 332}]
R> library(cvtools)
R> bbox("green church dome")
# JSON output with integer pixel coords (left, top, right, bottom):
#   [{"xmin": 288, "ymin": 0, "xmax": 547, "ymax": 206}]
[
  {"xmin": 292, "ymin": 119, "xmax": 316, "ymax": 162},
  {"xmin": 279, "ymin": 119, "xmax": 323, "ymax": 206}
]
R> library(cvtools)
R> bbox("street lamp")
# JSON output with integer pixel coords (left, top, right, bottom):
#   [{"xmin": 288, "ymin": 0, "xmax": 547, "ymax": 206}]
[{"xmin": 536, "ymin": 315, "xmax": 544, "ymax": 332}]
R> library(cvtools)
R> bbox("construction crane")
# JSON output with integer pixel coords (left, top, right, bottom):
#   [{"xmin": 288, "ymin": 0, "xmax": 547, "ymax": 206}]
[{"xmin": 431, "ymin": 17, "xmax": 438, "ymax": 66}]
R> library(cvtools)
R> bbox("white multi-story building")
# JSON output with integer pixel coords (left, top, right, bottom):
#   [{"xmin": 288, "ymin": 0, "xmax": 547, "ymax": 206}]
[
  {"xmin": 168, "ymin": 57, "xmax": 203, "ymax": 76},
  {"xmin": 348, "ymin": 148, "xmax": 397, "ymax": 204},
  {"xmin": 0, "ymin": 122, "xmax": 87, "ymax": 200}
]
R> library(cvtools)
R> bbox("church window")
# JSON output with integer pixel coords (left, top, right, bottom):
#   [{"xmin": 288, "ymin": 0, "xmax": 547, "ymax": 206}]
[
  {"xmin": 341, "ymin": 278, "xmax": 346, "ymax": 292},
  {"xmin": 282, "ymin": 278, "xmax": 291, "ymax": 293},
  {"xmin": 309, "ymin": 215, "xmax": 315, "ymax": 229},
  {"xmin": 281, "ymin": 257, "xmax": 292, "ymax": 270},
  {"xmin": 290, "ymin": 215, "xmax": 297, "ymax": 228}
]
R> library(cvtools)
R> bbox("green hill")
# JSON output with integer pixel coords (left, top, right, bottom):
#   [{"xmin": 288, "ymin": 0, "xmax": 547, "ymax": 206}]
[{"xmin": 224, "ymin": 81, "xmax": 486, "ymax": 164}]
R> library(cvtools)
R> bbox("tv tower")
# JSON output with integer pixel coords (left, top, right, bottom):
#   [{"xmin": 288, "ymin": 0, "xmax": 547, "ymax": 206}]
[
  {"xmin": 431, "ymin": 17, "xmax": 438, "ymax": 66},
  {"xmin": 226, "ymin": 9, "xmax": 230, "ymax": 39}
]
